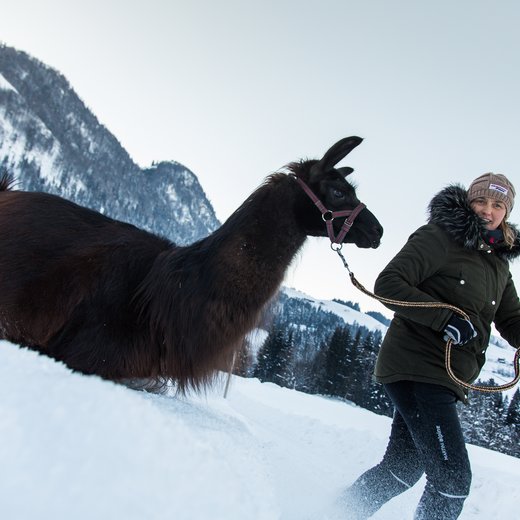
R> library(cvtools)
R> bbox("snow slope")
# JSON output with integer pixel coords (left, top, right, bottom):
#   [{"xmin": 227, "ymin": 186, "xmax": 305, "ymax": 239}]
[
  {"xmin": 479, "ymin": 341, "xmax": 519, "ymax": 399},
  {"xmin": 1, "ymin": 340, "xmax": 519, "ymax": 520},
  {"xmin": 283, "ymin": 287, "xmax": 388, "ymax": 333}
]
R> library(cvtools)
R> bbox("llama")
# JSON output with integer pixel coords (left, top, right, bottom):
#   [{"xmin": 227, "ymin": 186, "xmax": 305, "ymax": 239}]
[{"xmin": 0, "ymin": 136, "xmax": 383, "ymax": 392}]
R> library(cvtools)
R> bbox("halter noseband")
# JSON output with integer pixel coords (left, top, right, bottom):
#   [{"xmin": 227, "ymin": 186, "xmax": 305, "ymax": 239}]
[{"xmin": 292, "ymin": 175, "xmax": 366, "ymax": 246}]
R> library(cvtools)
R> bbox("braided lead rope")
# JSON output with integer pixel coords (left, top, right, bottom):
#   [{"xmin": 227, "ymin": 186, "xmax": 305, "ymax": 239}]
[{"xmin": 334, "ymin": 247, "xmax": 520, "ymax": 394}]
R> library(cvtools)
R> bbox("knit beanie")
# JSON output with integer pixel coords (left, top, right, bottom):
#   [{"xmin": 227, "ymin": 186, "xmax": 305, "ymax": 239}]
[{"xmin": 467, "ymin": 173, "xmax": 515, "ymax": 217}]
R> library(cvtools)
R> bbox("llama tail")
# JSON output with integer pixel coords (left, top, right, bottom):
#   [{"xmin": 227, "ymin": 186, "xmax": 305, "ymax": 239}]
[{"xmin": 0, "ymin": 172, "xmax": 16, "ymax": 191}]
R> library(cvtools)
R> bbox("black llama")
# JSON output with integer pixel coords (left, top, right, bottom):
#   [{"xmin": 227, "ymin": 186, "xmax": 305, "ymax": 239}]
[{"xmin": 0, "ymin": 136, "xmax": 383, "ymax": 392}]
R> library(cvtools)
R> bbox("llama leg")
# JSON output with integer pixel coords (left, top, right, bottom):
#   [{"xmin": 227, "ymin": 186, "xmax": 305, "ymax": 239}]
[{"xmin": 45, "ymin": 300, "xmax": 155, "ymax": 381}]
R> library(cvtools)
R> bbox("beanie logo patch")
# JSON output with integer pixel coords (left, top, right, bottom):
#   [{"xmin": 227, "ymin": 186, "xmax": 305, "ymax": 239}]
[{"xmin": 489, "ymin": 183, "xmax": 508, "ymax": 195}]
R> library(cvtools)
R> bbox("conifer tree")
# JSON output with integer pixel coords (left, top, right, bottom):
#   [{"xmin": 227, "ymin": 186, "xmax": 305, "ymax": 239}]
[
  {"xmin": 293, "ymin": 339, "xmax": 318, "ymax": 393},
  {"xmin": 318, "ymin": 326, "xmax": 353, "ymax": 397},
  {"xmin": 253, "ymin": 326, "xmax": 294, "ymax": 387},
  {"xmin": 506, "ymin": 388, "xmax": 520, "ymax": 426},
  {"xmin": 346, "ymin": 329, "xmax": 365, "ymax": 404},
  {"xmin": 309, "ymin": 341, "xmax": 329, "ymax": 394},
  {"xmin": 273, "ymin": 330, "xmax": 295, "ymax": 388}
]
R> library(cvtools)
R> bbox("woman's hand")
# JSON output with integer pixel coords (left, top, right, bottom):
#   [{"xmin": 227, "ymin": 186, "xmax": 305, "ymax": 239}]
[{"xmin": 443, "ymin": 315, "xmax": 478, "ymax": 345}]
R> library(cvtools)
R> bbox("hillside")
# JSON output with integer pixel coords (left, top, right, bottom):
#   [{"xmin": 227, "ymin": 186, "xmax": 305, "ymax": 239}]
[
  {"xmin": 279, "ymin": 287, "xmax": 518, "ymax": 398},
  {"xmin": 0, "ymin": 340, "xmax": 519, "ymax": 520}
]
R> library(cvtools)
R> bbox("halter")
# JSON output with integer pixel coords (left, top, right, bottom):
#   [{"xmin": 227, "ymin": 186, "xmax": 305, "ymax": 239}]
[{"xmin": 292, "ymin": 175, "xmax": 366, "ymax": 247}]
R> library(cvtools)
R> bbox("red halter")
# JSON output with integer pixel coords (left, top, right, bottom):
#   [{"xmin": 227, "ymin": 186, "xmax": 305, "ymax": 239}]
[{"xmin": 293, "ymin": 175, "xmax": 366, "ymax": 246}]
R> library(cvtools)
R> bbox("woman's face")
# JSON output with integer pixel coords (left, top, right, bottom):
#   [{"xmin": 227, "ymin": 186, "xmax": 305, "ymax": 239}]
[{"xmin": 470, "ymin": 197, "xmax": 507, "ymax": 230}]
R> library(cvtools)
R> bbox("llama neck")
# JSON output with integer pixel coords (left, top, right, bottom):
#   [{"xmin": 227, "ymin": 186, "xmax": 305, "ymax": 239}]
[
  {"xmin": 135, "ymin": 174, "xmax": 308, "ymax": 387},
  {"xmin": 140, "ymin": 174, "xmax": 307, "ymax": 327},
  {"xmin": 190, "ymin": 174, "xmax": 306, "ymax": 302}
]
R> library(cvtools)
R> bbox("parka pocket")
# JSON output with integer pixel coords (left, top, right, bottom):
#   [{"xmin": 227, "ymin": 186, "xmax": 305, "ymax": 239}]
[{"xmin": 448, "ymin": 267, "xmax": 487, "ymax": 313}]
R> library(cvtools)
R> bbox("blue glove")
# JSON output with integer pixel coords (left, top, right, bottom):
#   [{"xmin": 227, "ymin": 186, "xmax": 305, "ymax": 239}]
[{"xmin": 443, "ymin": 315, "xmax": 477, "ymax": 345}]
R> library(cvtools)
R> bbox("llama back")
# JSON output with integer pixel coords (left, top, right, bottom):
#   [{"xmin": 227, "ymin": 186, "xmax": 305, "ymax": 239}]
[{"xmin": 0, "ymin": 186, "xmax": 173, "ymax": 364}]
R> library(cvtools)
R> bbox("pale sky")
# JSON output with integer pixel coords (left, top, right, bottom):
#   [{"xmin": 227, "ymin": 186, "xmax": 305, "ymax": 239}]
[{"xmin": 2, "ymin": 0, "xmax": 520, "ymax": 315}]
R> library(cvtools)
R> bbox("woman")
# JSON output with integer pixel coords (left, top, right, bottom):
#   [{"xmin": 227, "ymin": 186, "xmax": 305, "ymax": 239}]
[{"xmin": 342, "ymin": 173, "xmax": 520, "ymax": 519}]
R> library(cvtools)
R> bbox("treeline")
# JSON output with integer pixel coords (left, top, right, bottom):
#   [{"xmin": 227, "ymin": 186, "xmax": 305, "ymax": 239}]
[
  {"xmin": 459, "ymin": 382, "xmax": 520, "ymax": 458},
  {"xmin": 244, "ymin": 294, "xmax": 520, "ymax": 459},
  {"xmin": 251, "ymin": 322, "xmax": 393, "ymax": 418}
]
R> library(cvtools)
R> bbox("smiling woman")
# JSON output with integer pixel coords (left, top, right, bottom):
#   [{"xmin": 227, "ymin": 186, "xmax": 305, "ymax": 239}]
[
  {"xmin": 339, "ymin": 172, "xmax": 520, "ymax": 520},
  {"xmin": 470, "ymin": 197, "xmax": 506, "ymax": 230},
  {"xmin": 468, "ymin": 173, "xmax": 516, "ymax": 246}
]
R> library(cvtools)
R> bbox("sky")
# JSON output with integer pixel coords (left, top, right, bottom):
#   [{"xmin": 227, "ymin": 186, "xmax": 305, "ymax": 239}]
[
  {"xmin": 1, "ymin": 339, "xmax": 519, "ymax": 519},
  {"xmin": 1, "ymin": 0, "xmax": 520, "ymax": 315}
]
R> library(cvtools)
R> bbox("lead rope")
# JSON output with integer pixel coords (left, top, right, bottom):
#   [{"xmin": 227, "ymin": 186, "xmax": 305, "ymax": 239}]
[{"xmin": 333, "ymin": 246, "xmax": 520, "ymax": 394}]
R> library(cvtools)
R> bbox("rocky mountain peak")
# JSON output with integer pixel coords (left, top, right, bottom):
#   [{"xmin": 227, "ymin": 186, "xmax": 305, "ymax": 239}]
[{"xmin": 0, "ymin": 44, "xmax": 219, "ymax": 244}]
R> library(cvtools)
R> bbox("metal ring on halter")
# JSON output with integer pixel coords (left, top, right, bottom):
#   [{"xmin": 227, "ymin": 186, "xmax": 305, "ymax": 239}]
[
  {"xmin": 322, "ymin": 211, "xmax": 334, "ymax": 222},
  {"xmin": 330, "ymin": 242, "xmax": 342, "ymax": 251}
]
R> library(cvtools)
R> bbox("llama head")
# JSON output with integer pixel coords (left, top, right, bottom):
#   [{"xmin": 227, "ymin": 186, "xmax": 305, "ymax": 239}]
[{"xmin": 291, "ymin": 136, "xmax": 383, "ymax": 248}]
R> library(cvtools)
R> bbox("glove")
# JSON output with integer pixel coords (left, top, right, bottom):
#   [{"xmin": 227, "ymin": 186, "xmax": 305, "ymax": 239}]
[{"xmin": 443, "ymin": 315, "xmax": 477, "ymax": 345}]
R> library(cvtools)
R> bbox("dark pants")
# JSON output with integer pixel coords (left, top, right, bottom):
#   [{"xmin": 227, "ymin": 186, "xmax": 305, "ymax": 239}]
[{"xmin": 343, "ymin": 381, "xmax": 472, "ymax": 519}]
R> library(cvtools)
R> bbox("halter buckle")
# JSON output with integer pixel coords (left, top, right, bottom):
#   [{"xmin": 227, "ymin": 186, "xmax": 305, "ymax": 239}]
[{"xmin": 322, "ymin": 211, "xmax": 334, "ymax": 222}]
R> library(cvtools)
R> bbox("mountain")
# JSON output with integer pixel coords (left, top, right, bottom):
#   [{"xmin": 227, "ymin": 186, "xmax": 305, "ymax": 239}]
[
  {"xmin": 0, "ymin": 44, "xmax": 219, "ymax": 244},
  {"xmin": 0, "ymin": 339, "xmax": 518, "ymax": 520}
]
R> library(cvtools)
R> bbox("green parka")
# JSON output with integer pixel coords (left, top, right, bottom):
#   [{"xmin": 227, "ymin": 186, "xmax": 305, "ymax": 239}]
[{"xmin": 374, "ymin": 185, "xmax": 520, "ymax": 401}]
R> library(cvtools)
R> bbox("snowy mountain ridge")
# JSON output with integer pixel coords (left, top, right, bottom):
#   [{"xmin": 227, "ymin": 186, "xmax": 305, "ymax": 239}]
[
  {"xmin": 283, "ymin": 286, "xmax": 388, "ymax": 332},
  {"xmin": 0, "ymin": 44, "xmax": 219, "ymax": 244}
]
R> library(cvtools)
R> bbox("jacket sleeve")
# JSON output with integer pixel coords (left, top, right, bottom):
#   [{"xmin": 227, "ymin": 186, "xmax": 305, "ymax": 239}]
[
  {"xmin": 374, "ymin": 224, "xmax": 453, "ymax": 331},
  {"xmin": 494, "ymin": 273, "xmax": 520, "ymax": 349}
]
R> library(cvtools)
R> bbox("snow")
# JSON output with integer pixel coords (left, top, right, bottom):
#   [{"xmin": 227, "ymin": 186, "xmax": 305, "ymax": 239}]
[
  {"xmin": 283, "ymin": 287, "xmax": 388, "ymax": 333},
  {"xmin": 0, "ymin": 104, "xmax": 63, "ymax": 187},
  {"xmin": 1, "ymin": 340, "xmax": 519, "ymax": 520},
  {"xmin": 0, "ymin": 107, "xmax": 25, "ymax": 163},
  {"xmin": 166, "ymin": 184, "xmax": 179, "ymax": 202},
  {"xmin": 479, "ymin": 341, "xmax": 518, "ymax": 399},
  {"xmin": 246, "ymin": 327, "xmax": 270, "ymax": 361},
  {"xmin": 65, "ymin": 112, "xmax": 98, "ymax": 153},
  {"xmin": 180, "ymin": 169, "xmax": 195, "ymax": 187},
  {"xmin": 0, "ymin": 73, "xmax": 17, "ymax": 92}
]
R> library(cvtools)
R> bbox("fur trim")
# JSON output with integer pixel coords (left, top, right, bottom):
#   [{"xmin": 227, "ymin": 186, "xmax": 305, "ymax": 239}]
[{"xmin": 428, "ymin": 184, "xmax": 520, "ymax": 261}]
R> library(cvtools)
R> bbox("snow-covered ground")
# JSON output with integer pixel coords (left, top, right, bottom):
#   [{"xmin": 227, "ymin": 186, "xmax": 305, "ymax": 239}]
[
  {"xmin": 1, "ymin": 340, "xmax": 519, "ymax": 520},
  {"xmin": 479, "ymin": 341, "xmax": 518, "ymax": 399}
]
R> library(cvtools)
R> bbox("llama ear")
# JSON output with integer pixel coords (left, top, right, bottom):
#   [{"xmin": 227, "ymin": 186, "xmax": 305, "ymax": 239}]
[
  {"xmin": 317, "ymin": 136, "xmax": 363, "ymax": 173},
  {"xmin": 336, "ymin": 167, "xmax": 354, "ymax": 177}
]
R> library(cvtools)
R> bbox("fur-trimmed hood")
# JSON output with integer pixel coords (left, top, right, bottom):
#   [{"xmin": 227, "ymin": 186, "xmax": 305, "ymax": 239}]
[{"xmin": 428, "ymin": 184, "xmax": 520, "ymax": 262}]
